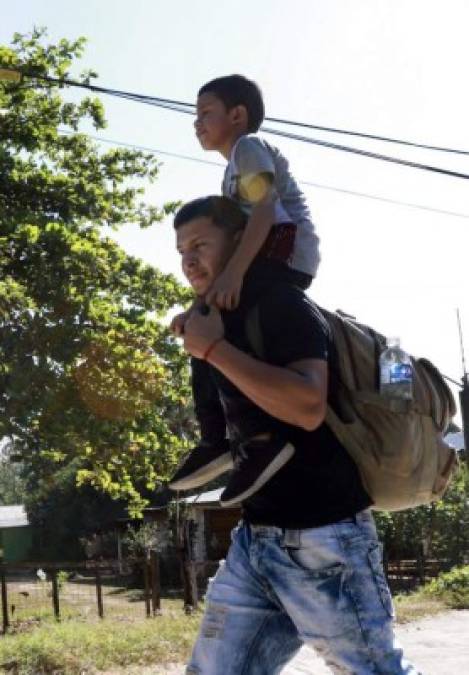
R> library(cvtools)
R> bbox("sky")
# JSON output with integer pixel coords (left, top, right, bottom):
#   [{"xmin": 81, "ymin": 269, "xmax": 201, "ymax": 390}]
[{"xmin": 2, "ymin": 0, "xmax": 469, "ymax": 421}]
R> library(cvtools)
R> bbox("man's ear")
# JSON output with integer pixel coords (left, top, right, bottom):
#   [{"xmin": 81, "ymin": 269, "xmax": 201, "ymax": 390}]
[{"xmin": 233, "ymin": 229, "xmax": 243, "ymax": 245}]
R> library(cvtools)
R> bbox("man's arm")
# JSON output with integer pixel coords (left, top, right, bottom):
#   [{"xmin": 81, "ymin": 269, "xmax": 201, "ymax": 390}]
[
  {"xmin": 183, "ymin": 307, "xmax": 327, "ymax": 431},
  {"xmin": 208, "ymin": 341, "xmax": 327, "ymax": 431}
]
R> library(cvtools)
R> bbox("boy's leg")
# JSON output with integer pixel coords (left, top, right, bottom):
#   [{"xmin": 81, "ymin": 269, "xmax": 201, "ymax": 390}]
[
  {"xmin": 191, "ymin": 356, "xmax": 226, "ymax": 444},
  {"xmin": 180, "ymin": 258, "xmax": 312, "ymax": 500},
  {"xmin": 218, "ymin": 260, "xmax": 309, "ymax": 507},
  {"xmin": 169, "ymin": 357, "xmax": 232, "ymax": 490},
  {"xmin": 262, "ymin": 511, "xmax": 420, "ymax": 674},
  {"xmin": 186, "ymin": 523, "xmax": 302, "ymax": 675},
  {"xmin": 215, "ymin": 259, "xmax": 312, "ymax": 505}
]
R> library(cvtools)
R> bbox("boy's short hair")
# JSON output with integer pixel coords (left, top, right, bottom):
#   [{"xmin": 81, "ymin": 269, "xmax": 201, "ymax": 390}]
[
  {"xmin": 174, "ymin": 196, "xmax": 247, "ymax": 235},
  {"xmin": 198, "ymin": 75, "xmax": 264, "ymax": 133}
]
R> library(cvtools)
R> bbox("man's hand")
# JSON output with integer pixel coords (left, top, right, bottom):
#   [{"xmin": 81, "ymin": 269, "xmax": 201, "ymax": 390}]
[
  {"xmin": 205, "ymin": 265, "xmax": 244, "ymax": 311},
  {"xmin": 183, "ymin": 305, "xmax": 224, "ymax": 359}
]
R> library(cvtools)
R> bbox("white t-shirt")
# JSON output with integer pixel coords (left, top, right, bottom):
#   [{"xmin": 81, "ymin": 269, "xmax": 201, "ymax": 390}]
[{"xmin": 222, "ymin": 135, "xmax": 320, "ymax": 277}]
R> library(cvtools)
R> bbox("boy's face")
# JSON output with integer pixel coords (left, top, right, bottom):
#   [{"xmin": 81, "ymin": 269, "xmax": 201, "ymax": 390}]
[
  {"xmin": 195, "ymin": 92, "xmax": 239, "ymax": 153},
  {"xmin": 176, "ymin": 216, "xmax": 238, "ymax": 296}
]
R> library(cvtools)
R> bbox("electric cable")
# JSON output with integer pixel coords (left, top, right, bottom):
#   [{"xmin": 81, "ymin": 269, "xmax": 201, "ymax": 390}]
[
  {"xmin": 58, "ymin": 129, "xmax": 469, "ymax": 220},
  {"xmin": 3, "ymin": 68, "xmax": 469, "ymax": 158}
]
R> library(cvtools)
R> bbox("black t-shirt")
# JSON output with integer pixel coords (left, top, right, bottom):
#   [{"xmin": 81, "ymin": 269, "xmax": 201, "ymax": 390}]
[{"xmin": 209, "ymin": 282, "xmax": 371, "ymax": 529}]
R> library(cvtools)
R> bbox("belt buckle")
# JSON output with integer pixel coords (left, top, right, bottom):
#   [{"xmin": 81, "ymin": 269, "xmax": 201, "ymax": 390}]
[{"xmin": 281, "ymin": 529, "xmax": 301, "ymax": 549}]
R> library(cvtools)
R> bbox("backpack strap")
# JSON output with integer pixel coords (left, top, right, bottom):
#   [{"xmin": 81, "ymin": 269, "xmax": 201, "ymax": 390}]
[{"xmin": 245, "ymin": 304, "xmax": 265, "ymax": 360}]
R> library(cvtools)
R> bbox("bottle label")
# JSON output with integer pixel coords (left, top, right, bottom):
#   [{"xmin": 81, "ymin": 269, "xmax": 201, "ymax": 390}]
[{"xmin": 389, "ymin": 363, "xmax": 413, "ymax": 384}]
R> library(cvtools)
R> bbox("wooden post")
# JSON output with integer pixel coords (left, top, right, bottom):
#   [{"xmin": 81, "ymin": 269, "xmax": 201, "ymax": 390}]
[
  {"xmin": 143, "ymin": 558, "xmax": 151, "ymax": 618},
  {"xmin": 182, "ymin": 559, "xmax": 198, "ymax": 613},
  {"xmin": 382, "ymin": 545, "xmax": 389, "ymax": 579},
  {"xmin": 150, "ymin": 550, "xmax": 161, "ymax": 616},
  {"xmin": 95, "ymin": 566, "xmax": 104, "ymax": 619},
  {"xmin": 1, "ymin": 567, "xmax": 9, "ymax": 634},
  {"xmin": 417, "ymin": 548, "xmax": 426, "ymax": 585},
  {"xmin": 179, "ymin": 521, "xmax": 198, "ymax": 613},
  {"xmin": 51, "ymin": 570, "xmax": 60, "ymax": 620}
]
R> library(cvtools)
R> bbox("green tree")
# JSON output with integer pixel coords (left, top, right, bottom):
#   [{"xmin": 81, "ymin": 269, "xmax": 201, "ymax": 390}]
[
  {"xmin": 375, "ymin": 463, "xmax": 469, "ymax": 566},
  {"xmin": 24, "ymin": 457, "xmax": 128, "ymax": 560},
  {"xmin": 0, "ymin": 29, "xmax": 194, "ymax": 515},
  {"xmin": 0, "ymin": 441, "xmax": 27, "ymax": 505}
]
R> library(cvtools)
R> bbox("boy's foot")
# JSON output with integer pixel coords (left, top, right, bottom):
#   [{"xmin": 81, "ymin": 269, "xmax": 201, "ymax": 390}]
[
  {"xmin": 220, "ymin": 437, "xmax": 295, "ymax": 507},
  {"xmin": 169, "ymin": 439, "xmax": 233, "ymax": 491}
]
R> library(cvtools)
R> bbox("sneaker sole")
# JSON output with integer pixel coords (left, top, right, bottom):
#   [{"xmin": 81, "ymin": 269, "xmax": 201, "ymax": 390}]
[
  {"xmin": 169, "ymin": 452, "xmax": 234, "ymax": 490},
  {"xmin": 220, "ymin": 442, "xmax": 295, "ymax": 507}
]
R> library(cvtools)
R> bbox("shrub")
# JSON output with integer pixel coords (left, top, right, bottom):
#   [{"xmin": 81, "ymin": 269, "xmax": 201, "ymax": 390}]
[{"xmin": 422, "ymin": 565, "xmax": 469, "ymax": 609}]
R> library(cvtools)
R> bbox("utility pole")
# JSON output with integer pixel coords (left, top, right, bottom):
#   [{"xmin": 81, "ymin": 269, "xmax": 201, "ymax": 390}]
[
  {"xmin": 460, "ymin": 374, "xmax": 469, "ymax": 468},
  {"xmin": 456, "ymin": 310, "xmax": 469, "ymax": 467}
]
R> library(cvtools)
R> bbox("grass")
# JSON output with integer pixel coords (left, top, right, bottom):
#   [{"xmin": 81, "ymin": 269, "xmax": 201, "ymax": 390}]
[
  {"xmin": 2, "ymin": 567, "xmax": 468, "ymax": 674},
  {"xmin": 394, "ymin": 593, "xmax": 447, "ymax": 623},
  {"xmin": 394, "ymin": 564, "xmax": 469, "ymax": 623},
  {"xmin": 0, "ymin": 599, "xmax": 201, "ymax": 674},
  {"xmin": 0, "ymin": 594, "xmax": 451, "ymax": 675}
]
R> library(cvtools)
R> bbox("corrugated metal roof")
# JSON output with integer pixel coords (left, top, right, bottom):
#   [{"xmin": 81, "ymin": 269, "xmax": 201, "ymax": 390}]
[
  {"xmin": 0, "ymin": 504, "xmax": 29, "ymax": 528},
  {"xmin": 445, "ymin": 431, "xmax": 465, "ymax": 450},
  {"xmin": 183, "ymin": 488, "xmax": 223, "ymax": 505}
]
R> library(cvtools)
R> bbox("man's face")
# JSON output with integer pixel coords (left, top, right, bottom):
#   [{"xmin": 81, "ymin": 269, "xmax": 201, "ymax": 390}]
[
  {"xmin": 195, "ymin": 92, "xmax": 236, "ymax": 151},
  {"xmin": 176, "ymin": 216, "xmax": 237, "ymax": 296}
]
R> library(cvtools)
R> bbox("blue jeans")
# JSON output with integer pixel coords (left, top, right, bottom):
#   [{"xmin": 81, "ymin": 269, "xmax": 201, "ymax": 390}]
[{"xmin": 187, "ymin": 510, "xmax": 419, "ymax": 674}]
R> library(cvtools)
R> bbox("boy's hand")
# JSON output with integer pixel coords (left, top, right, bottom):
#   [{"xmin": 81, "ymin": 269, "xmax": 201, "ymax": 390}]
[
  {"xmin": 170, "ymin": 308, "xmax": 192, "ymax": 336},
  {"xmin": 205, "ymin": 266, "xmax": 244, "ymax": 310},
  {"xmin": 183, "ymin": 305, "xmax": 224, "ymax": 358}
]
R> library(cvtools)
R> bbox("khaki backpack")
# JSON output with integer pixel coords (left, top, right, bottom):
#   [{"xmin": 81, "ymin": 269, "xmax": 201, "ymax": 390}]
[{"xmin": 246, "ymin": 303, "xmax": 458, "ymax": 512}]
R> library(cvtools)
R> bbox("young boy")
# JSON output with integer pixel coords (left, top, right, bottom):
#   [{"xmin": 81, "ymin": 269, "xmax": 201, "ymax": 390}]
[{"xmin": 169, "ymin": 75, "xmax": 320, "ymax": 506}]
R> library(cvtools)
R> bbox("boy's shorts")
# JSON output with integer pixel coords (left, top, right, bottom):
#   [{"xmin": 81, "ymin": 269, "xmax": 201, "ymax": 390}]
[
  {"xmin": 260, "ymin": 222, "xmax": 297, "ymax": 265},
  {"xmin": 255, "ymin": 222, "xmax": 313, "ymax": 291}
]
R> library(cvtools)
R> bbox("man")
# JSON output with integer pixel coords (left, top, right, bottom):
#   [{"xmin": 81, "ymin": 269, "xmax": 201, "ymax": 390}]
[{"xmin": 172, "ymin": 196, "xmax": 419, "ymax": 674}]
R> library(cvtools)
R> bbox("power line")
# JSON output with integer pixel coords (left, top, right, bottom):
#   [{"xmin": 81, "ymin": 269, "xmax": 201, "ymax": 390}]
[
  {"xmin": 298, "ymin": 179, "xmax": 469, "ymax": 220},
  {"xmin": 262, "ymin": 126, "xmax": 469, "ymax": 181},
  {"xmin": 59, "ymin": 129, "xmax": 224, "ymax": 167},
  {"xmin": 264, "ymin": 115, "xmax": 469, "ymax": 157},
  {"xmin": 9, "ymin": 68, "xmax": 469, "ymax": 156},
  {"xmin": 4, "ymin": 68, "xmax": 469, "ymax": 170},
  {"xmin": 58, "ymin": 129, "xmax": 469, "ymax": 220}
]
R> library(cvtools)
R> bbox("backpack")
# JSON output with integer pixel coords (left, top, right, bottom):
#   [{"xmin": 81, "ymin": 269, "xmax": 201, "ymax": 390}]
[{"xmin": 245, "ymin": 303, "xmax": 458, "ymax": 512}]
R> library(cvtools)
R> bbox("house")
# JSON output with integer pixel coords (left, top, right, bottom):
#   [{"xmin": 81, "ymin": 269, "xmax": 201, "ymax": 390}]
[
  {"xmin": 445, "ymin": 430, "xmax": 465, "ymax": 452},
  {"xmin": 0, "ymin": 504, "xmax": 33, "ymax": 562},
  {"xmin": 184, "ymin": 488, "xmax": 241, "ymax": 563}
]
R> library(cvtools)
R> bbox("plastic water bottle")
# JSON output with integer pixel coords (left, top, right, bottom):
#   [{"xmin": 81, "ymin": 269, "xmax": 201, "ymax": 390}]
[{"xmin": 379, "ymin": 337, "xmax": 413, "ymax": 399}]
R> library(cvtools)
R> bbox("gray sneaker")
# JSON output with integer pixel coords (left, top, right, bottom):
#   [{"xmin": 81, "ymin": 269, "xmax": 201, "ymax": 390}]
[
  {"xmin": 169, "ymin": 440, "xmax": 233, "ymax": 491},
  {"xmin": 220, "ymin": 437, "xmax": 295, "ymax": 507}
]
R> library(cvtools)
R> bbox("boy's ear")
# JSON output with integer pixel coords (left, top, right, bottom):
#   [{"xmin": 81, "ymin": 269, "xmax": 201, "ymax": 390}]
[{"xmin": 230, "ymin": 104, "xmax": 249, "ymax": 129}]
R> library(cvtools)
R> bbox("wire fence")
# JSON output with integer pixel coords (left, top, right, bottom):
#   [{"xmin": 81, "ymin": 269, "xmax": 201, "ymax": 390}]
[
  {"xmin": 1, "ymin": 552, "xmax": 458, "ymax": 635},
  {"xmin": 1, "ymin": 554, "xmax": 165, "ymax": 633},
  {"xmin": 384, "ymin": 558, "xmax": 455, "ymax": 593}
]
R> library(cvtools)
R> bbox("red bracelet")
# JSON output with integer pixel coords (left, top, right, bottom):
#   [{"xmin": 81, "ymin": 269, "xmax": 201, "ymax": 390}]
[{"xmin": 202, "ymin": 337, "xmax": 223, "ymax": 361}]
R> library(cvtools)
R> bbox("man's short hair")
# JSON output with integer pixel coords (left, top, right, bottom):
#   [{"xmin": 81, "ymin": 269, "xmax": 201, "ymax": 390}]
[
  {"xmin": 198, "ymin": 75, "xmax": 265, "ymax": 134},
  {"xmin": 174, "ymin": 196, "xmax": 247, "ymax": 235}
]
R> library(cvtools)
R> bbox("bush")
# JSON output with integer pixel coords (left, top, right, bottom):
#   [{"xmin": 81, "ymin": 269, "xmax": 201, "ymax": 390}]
[
  {"xmin": 422, "ymin": 565, "xmax": 469, "ymax": 609},
  {"xmin": 57, "ymin": 570, "xmax": 70, "ymax": 591}
]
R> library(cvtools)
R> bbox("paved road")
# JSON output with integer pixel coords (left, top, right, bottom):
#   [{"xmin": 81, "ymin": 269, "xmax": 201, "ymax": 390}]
[{"xmin": 280, "ymin": 610, "xmax": 469, "ymax": 674}]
